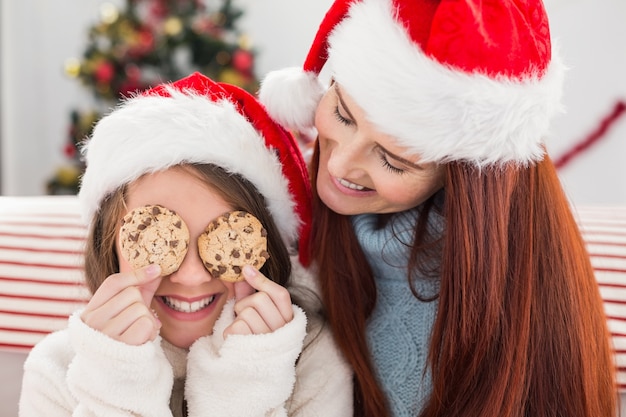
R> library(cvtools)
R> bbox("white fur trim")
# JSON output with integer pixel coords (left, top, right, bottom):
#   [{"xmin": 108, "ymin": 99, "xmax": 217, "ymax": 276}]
[
  {"xmin": 78, "ymin": 89, "xmax": 299, "ymax": 246},
  {"xmin": 328, "ymin": 0, "xmax": 565, "ymax": 166},
  {"xmin": 259, "ymin": 67, "xmax": 325, "ymax": 133}
]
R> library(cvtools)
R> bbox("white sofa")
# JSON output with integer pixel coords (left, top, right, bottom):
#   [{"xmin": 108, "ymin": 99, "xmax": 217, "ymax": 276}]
[{"xmin": 2, "ymin": 195, "xmax": 626, "ymax": 416}]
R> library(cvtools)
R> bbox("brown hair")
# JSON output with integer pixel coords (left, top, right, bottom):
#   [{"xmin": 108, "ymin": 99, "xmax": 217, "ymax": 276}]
[
  {"xmin": 84, "ymin": 164, "xmax": 292, "ymax": 294},
  {"xmin": 308, "ymin": 144, "xmax": 617, "ymax": 417}
]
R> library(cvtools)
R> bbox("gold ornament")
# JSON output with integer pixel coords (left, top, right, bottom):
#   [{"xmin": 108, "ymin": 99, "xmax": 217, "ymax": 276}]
[
  {"xmin": 55, "ymin": 165, "xmax": 81, "ymax": 187},
  {"xmin": 64, "ymin": 58, "xmax": 81, "ymax": 78},
  {"xmin": 99, "ymin": 3, "xmax": 120, "ymax": 25},
  {"xmin": 164, "ymin": 17, "xmax": 183, "ymax": 37}
]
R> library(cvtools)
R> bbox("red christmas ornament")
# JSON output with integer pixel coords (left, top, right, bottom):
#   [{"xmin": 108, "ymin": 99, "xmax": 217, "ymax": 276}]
[
  {"xmin": 128, "ymin": 27, "xmax": 155, "ymax": 59},
  {"xmin": 64, "ymin": 142, "xmax": 77, "ymax": 159},
  {"xmin": 94, "ymin": 61, "xmax": 115, "ymax": 84},
  {"xmin": 232, "ymin": 49, "xmax": 254, "ymax": 74}
]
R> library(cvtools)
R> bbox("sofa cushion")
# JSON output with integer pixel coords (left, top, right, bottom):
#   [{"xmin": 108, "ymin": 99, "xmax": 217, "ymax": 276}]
[
  {"xmin": 0, "ymin": 196, "xmax": 89, "ymax": 351},
  {"xmin": 1, "ymin": 196, "xmax": 625, "ymax": 390},
  {"xmin": 575, "ymin": 206, "xmax": 626, "ymax": 390}
]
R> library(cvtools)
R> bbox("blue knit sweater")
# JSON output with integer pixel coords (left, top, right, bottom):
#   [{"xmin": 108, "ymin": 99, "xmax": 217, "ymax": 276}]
[{"xmin": 352, "ymin": 209, "xmax": 441, "ymax": 417}]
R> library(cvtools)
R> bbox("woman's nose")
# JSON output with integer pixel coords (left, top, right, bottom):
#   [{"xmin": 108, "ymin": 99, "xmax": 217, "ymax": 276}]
[{"xmin": 326, "ymin": 135, "xmax": 367, "ymax": 176}]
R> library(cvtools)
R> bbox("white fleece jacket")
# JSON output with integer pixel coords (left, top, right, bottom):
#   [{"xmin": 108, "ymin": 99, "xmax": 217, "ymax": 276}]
[{"xmin": 18, "ymin": 262, "xmax": 353, "ymax": 417}]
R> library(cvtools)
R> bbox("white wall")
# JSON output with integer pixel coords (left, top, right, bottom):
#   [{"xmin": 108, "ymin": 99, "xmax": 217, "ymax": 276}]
[
  {"xmin": 543, "ymin": 0, "xmax": 626, "ymax": 205},
  {"xmin": 0, "ymin": 0, "xmax": 332, "ymax": 196},
  {"xmin": 1, "ymin": 0, "xmax": 625, "ymax": 204}
]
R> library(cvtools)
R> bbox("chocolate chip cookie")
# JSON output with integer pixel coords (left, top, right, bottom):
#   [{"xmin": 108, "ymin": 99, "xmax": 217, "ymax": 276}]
[
  {"xmin": 119, "ymin": 204, "xmax": 190, "ymax": 275},
  {"xmin": 198, "ymin": 210, "xmax": 269, "ymax": 282}
]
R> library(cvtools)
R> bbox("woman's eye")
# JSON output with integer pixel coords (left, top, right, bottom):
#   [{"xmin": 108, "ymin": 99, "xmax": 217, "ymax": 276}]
[
  {"xmin": 333, "ymin": 107, "xmax": 353, "ymax": 126},
  {"xmin": 379, "ymin": 152, "xmax": 405, "ymax": 174}
]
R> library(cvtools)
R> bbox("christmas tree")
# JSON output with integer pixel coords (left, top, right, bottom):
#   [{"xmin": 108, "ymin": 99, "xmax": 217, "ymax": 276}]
[{"xmin": 48, "ymin": 0, "xmax": 258, "ymax": 194}]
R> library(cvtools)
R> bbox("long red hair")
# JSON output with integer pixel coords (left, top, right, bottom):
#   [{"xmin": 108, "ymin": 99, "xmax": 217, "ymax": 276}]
[{"xmin": 308, "ymin": 144, "xmax": 617, "ymax": 417}]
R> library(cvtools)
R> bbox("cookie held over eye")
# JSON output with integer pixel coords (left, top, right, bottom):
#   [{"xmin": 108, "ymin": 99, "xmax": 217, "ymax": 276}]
[
  {"xmin": 198, "ymin": 210, "xmax": 269, "ymax": 282},
  {"xmin": 119, "ymin": 204, "xmax": 190, "ymax": 275}
]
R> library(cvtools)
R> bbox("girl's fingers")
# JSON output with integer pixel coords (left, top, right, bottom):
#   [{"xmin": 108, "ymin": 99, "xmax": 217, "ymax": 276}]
[
  {"xmin": 119, "ymin": 314, "xmax": 160, "ymax": 346},
  {"xmin": 86, "ymin": 264, "xmax": 162, "ymax": 310},
  {"xmin": 233, "ymin": 291, "xmax": 289, "ymax": 331},
  {"xmin": 239, "ymin": 265, "xmax": 293, "ymax": 323},
  {"xmin": 100, "ymin": 301, "xmax": 161, "ymax": 343},
  {"xmin": 223, "ymin": 318, "xmax": 253, "ymax": 337},
  {"xmin": 83, "ymin": 285, "xmax": 149, "ymax": 329},
  {"xmin": 81, "ymin": 264, "xmax": 163, "ymax": 342},
  {"xmin": 232, "ymin": 280, "xmax": 255, "ymax": 302}
]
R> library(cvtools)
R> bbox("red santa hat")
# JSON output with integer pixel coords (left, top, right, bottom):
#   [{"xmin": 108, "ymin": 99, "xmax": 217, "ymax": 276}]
[
  {"xmin": 259, "ymin": 0, "xmax": 565, "ymax": 167},
  {"xmin": 79, "ymin": 72, "xmax": 313, "ymax": 265}
]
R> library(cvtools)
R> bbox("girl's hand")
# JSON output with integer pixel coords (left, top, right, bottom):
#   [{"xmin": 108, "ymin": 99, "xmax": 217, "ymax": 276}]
[
  {"xmin": 223, "ymin": 265, "xmax": 294, "ymax": 337},
  {"xmin": 80, "ymin": 264, "xmax": 163, "ymax": 346}
]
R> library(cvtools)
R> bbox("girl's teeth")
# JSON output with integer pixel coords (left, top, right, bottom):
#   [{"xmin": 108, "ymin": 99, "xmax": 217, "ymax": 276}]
[
  {"xmin": 163, "ymin": 296, "xmax": 214, "ymax": 313},
  {"xmin": 338, "ymin": 178, "xmax": 365, "ymax": 190}
]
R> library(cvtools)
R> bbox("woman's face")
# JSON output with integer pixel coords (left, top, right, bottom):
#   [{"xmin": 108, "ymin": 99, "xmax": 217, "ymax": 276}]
[
  {"xmin": 314, "ymin": 83, "xmax": 445, "ymax": 215},
  {"xmin": 118, "ymin": 167, "xmax": 235, "ymax": 349}
]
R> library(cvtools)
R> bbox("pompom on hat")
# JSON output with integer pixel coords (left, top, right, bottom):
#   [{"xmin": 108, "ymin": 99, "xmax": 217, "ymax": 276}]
[
  {"xmin": 79, "ymin": 72, "xmax": 313, "ymax": 265},
  {"xmin": 259, "ymin": 0, "xmax": 566, "ymax": 167}
]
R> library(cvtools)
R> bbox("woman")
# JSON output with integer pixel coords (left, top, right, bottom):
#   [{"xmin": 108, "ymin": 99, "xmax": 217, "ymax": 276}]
[{"xmin": 259, "ymin": 0, "xmax": 617, "ymax": 416}]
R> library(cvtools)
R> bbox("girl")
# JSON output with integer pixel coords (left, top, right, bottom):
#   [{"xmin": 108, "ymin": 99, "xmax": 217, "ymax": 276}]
[
  {"xmin": 19, "ymin": 72, "xmax": 352, "ymax": 416},
  {"xmin": 259, "ymin": 0, "xmax": 617, "ymax": 416}
]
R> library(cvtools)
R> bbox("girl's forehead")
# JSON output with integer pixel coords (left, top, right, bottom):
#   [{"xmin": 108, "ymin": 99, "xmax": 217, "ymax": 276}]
[{"xmin": 123, "ymin": 169, "xmax": 234, "ymax": 230}]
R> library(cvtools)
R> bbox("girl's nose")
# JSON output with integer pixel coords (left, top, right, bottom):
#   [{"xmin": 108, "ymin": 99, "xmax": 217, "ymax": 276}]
[{"xmin": 167, "ymin": 242, "xmax": 213, "ymax": 285}]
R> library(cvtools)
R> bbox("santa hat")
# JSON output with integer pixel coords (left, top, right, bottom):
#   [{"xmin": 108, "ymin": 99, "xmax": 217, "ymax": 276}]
[
  {"xmin": 259, "ymin": 0, "xmax": 565, "ymax": 167},
  {"xmin": 79, "ymin": 72, "xmax": 313, "ymax": 265}
]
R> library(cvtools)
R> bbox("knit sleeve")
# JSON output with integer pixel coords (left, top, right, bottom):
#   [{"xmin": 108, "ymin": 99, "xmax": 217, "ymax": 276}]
[{"xmin": 185, "ymin": 300, "xmax": 306, "ymax": 417}]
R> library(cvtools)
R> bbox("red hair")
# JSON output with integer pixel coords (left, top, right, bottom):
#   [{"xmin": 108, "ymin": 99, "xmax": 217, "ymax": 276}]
[{"xmin": 308, "ymin": 144, "xmax": 616, "ymax": 417}]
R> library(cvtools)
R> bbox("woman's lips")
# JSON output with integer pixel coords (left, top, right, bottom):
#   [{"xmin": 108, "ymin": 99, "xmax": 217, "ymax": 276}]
[{"xmin": 331, "ymin": 176, "xmax": 375, "ymax": 196}]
